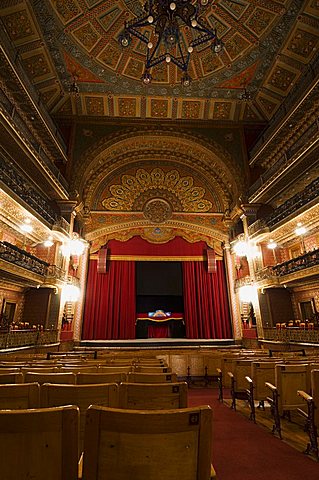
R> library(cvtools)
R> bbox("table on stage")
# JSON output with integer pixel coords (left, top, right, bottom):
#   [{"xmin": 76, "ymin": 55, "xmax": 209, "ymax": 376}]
[{"xmin": 135, "ymin": 313, "xmax": 186, "ymax": 339}]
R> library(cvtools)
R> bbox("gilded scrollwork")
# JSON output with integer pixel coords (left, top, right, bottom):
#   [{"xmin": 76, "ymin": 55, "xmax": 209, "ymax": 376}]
[{"xmin": 101, "ymin": 168, "xmax": 212, "ymax": 213}]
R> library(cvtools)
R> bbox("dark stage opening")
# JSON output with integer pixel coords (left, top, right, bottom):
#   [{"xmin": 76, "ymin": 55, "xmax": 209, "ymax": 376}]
[{"xmin": 135, "ymin": 261, "xmax": 185, "ymax": 338}]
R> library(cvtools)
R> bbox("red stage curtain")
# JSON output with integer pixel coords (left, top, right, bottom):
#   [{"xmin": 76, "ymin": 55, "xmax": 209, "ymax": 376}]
[
  {"xmin": 82, "ymin": 260, "xmax": 136, "ymax": 340},
  {"xmin": 107, "ymin": 237, "xmax": 207, "ymax": 258},
  {"xmin": 148, "ymin": 325, "xmax": 169, "ymax": 338},
  {"xmin": 182, "ymin": 261, "xmax": 232, "ymax": 339}
]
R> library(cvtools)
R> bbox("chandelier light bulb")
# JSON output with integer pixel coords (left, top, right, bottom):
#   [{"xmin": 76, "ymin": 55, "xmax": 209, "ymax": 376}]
[{"xmin": 119, "ymin": 0, "xmax": 224, "ymax": 82}]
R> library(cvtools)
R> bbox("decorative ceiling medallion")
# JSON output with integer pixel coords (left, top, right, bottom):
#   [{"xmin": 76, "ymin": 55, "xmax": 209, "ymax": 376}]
[
  {"xmin": 101, "ymin": 168, "xmax": 213, "ymax": 213},
  {"xmin": 143, "ymin": 198, "xmax": 172, "ymax": 224}
]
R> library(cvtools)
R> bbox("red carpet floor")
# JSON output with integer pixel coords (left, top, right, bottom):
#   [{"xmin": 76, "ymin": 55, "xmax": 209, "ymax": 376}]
[{"xmin": 188, "ymin": 388, "xmax": 318, "ymax": 480}]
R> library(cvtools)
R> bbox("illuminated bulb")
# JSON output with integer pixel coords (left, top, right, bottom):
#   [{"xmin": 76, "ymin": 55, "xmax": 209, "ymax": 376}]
[
  {"xmin": 295, "ymin": 223, "xmax": 307, "ymax": 236},
  {"xmin": 21, "ymin": 222, "xmax": 33, "ymax": 233},
  {"xmin": 44, "ymin": 238, "xmax": 54, "ymax": 248},
  {"xmin": 147, "ymin": 41, "xmax": 153, "ymax": 49},
  {"xmin": 191, "ymin": 19, "xmax": 198, "ymax": 27},
  {"xmin": 148, "ymin": 15, "xmax": 154, "ymax": 23},
  {"xmin": 267, "ymin": 239, "xmax": 277, "ymax": 250},
  {"xmin": 170, "ymin": 2, "xmax": 176, "ymax": 10},
  {"xmin": 166, "ymin": 55, "xmax": 171, "ymax": 63},
  {"xmin": 187, "ymin": 46, "xmax": 193, "ymax": 53}
]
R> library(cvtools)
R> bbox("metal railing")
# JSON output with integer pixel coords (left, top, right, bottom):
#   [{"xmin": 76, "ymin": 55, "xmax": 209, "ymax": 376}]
[{"xmin": 0, "ymin": 241, "xmax": 49, "ymax": 276}]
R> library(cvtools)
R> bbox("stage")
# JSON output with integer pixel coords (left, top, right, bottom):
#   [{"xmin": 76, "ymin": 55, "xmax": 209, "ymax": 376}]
[{"xmin": 79, "ymin": 338, "xmax": 237, "ymax": 350}]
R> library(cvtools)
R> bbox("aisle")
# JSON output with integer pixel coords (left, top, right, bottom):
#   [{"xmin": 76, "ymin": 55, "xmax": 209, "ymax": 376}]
[{"xmin": 188, "ymin": 388, "xmax": 318, "ymax": 480}]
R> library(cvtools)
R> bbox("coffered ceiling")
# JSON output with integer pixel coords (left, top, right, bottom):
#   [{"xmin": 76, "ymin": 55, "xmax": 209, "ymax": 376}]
[{"xmin": 1, "ymin": 0, "xmax": 318, "ymax": 123}]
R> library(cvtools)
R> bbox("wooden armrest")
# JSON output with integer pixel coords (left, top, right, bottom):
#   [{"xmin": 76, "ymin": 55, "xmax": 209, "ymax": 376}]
[
  {"xmin": 210, "ymin": 463, "xmax": 217, "ymax": 479},
  {"xmin": 245, "ymin": 376, "xmax": 253, "ymax": 384},
  {"xmin": 227, "ymin": 371, "xmax": 234, "ymax": 378},
  {"xmin": 78, "ymin": 452, "xmax": 83, "ymax": 480},
  {"xmin": 297, "ymin": 390, "xmax": 313, "ymax": 402},
  {"xmin": 265, "ymin": 382, "xmax": 277, "ymax": 392}
]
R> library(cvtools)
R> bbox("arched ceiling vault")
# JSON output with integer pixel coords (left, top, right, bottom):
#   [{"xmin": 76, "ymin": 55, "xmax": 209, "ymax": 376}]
[
  {"xmin": 73, "ymin": 128, "xmax": 245, "ymax": 213},
  {"xmin": 74, "ymin": 129, "xmax": 244, "ymax": 249}
]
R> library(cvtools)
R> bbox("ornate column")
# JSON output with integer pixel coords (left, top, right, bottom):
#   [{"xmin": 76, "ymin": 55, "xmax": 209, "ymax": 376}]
[
  {"xmin": 224, "ymin": 243, "xmax": 242, "ymax": 340},
  {"xmin": 240, "ymin": 205, "xmax": 264, "ymax": 339},
  {"xmin": 73, "ymin": 246, "xmax": 89, "ymax": 342}
]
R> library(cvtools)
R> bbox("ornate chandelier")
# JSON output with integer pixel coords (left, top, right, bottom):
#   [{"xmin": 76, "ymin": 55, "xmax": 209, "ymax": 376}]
[{"xmin": 119, "ymin": 0, "xmax": 224, "ymax": 87}]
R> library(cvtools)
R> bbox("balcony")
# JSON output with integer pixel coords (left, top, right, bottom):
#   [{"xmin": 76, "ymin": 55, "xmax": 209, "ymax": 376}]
[
  {"xmin": 272, "ymin": 249, "xmax": 319, "ymax": 278},
  {"xmin": 0, "ymin": 241, "xmax": 49, "ymax": 277}
]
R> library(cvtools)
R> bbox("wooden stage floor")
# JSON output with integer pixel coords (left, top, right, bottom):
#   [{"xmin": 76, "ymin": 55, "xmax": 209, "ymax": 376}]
[{"xmin": 79, "ymin": 338, "xmax": 237, "ymax": 350}]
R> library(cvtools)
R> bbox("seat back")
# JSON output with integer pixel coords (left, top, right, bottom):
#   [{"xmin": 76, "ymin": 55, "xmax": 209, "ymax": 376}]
[
  {"xmin": 133, "ymin": 366, "xmax": 172, "ymax": 373},
  {"xmin": 82, "ymin": 405, "xmax": 212, "ymax": 480},
  {"xmin": 311, "ymin": 369, "xmax": 319, "ymax": 427},
  {"xmin": 275, "ymin": 363, "xmax": 308, "ymax": 413},
  {"xmin": 0, "ymin": 382, "xmax": 40, "ymax": 408},
  {"xmin": 127, "ymin": 372, "xmax": 178, "ymax": 383},
  {"xmin": 98, "ymin": 365, "xmax": 132, "ymax": 374},
  {"xmin": 24, "ymin": 372, "xmax": 76, "ymax": 384},
  {"xmin": 251, "ymin": 361, "xmax": 279, "ymax": 400},
  {"xmin": 60, "ymin": 366, "xmax": 98, "ymax": 373},
  {"xmin": 119, "ymin": 382, "xmax": 188, "ymax": 410},
  {"xmin": 0, "ymin": 372, "xmax": 24, "ymax": 384},
  {"xmin": 41, "ymin": 382, "xmax": 119, "ymax": 453},
  {"xmin": 77, "ymin": 372, "xmax": 127, "ymax": 384},
  {"xmin": 0, "ymin": 405, "xmax": 79, "ymax": 480}
]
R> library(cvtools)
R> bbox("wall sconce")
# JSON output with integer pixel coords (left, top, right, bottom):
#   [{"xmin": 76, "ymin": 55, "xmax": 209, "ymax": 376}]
[
  {"xmin": 295, "ymin": 222, "xmax": 307, "ymax": 253},
  {"xmin": 61, "ymin": 233, "xmax": 87, "ymax": 258},
  {"xmin": 233, "ymin": 238, "xmax": 260, "ymax": 259},
  {"xmin": 44, "ymin": 237, "xmax": 54, "ymax": 248},
  {"xmin": 267, "ymin": 239, "xmax": 278, "ymax": 263},
  {"xmin": 239, "ymin": 284, "xmax": 257, "ymax": 303},
  {"xmin": 62, "ymin": 284, "xmax": 80, "ymax": 303}
]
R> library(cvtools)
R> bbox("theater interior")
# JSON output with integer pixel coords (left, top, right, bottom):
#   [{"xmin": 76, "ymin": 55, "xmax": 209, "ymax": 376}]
[{"xmin": 0, "ymin": 1, "xmax": 318, "ymax": 477}]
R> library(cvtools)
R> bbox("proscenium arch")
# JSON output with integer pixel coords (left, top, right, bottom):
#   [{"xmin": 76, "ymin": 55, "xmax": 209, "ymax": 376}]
[{"xmin": 72, "ymin": 128, "xmax": 246, "ymax": 213}]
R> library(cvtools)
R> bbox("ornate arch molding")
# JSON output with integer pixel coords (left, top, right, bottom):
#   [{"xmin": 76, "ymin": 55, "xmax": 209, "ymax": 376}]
[
  {"xmin": 73, "ymin": 128, "xmax": 245, "ymax": 212},
  {"xmin": 85, "ymin": 219, "xmax": 228, "ymax": 256}
]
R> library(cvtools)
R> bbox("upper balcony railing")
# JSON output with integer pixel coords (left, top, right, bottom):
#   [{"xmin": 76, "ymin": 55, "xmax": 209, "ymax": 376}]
[
  {"xmin": 272, "ymin": 249, "xmax": 319, "ymax": 277},
  {"xmin": 248, "ymin": 177, "xmax": 319, "ymax": 236},
  {"xmin": 248, "ymin": 119, "xmax": 319, "ymax": 198},
  {"xmin": 0, "ymin": 22, "xmax": 67, "ymax": 156},
  {"xmin": 0, "ymin": 90, "xmax": 69, "ymax": 194},
  {"xmin": 1, "ymin": 151, "xmax": 60, "ymax": 225},
  {"xmin": 249, "ymin": 55, "xmax": 319, "ymax": 161},
  {"xmin": 0, "ymin": 241, "xmax": 49, "ymax": 276}
]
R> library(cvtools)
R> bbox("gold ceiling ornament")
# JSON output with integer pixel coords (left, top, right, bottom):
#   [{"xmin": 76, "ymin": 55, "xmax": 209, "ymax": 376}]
[
  {"xmin": 101, "ymin": 168, "xmax": 212, "ymax": 212},
  {"xmin": 143, "ymin": 198, "xmax": 173, "ymax": 223}
]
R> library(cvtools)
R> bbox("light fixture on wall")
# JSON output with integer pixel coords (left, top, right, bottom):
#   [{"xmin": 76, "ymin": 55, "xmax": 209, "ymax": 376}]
[
  {"xmin": 233, "ymin": 237, "xmax": 260, "ymax": 260},
  {"xmin": 267, "ymin": 239, "xmax": 278, "ymax": 264},
  {"xmin": 62, "ymin": 284, "xmax": 80, "ymax": 303},
  {"xmin": 119, "ymin": 0, "xmax": 225, "ymax": 86},
  {"xmin": 239, "ymin": 284, "xmax": 257, "ymax": 303},
  {"xmin": 60, "ymin": 233, "xmax": 87, "ymax": 258},
  {"xmin": 295, "ymin": 222, "xmax": 307, "ymax": 253},
  {"xmin": 20, "ymin": 218, "xmax": 33, "ymax": 233}
]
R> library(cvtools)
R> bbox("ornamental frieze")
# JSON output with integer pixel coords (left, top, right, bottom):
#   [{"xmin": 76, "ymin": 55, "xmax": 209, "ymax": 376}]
[{"xmin": 100, "ymin": 168, "xmax": 213, "ymax": 213}]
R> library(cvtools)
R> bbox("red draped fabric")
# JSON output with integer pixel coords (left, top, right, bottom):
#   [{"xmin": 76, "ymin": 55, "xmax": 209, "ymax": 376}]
[
  {"xmin": 82, "ymin": 260, "xmax": 136, "ymax": 340},
  {"xmin": 107, "ymin": 237, "xmax": 207, "ymax": 258},
  {"xmin": 148, "ymin": 325, "xmax": 169, "ymax": 338},
  {"xmin": 182, "ymin": 260, "xmax": 232, "ymax": 339}
]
